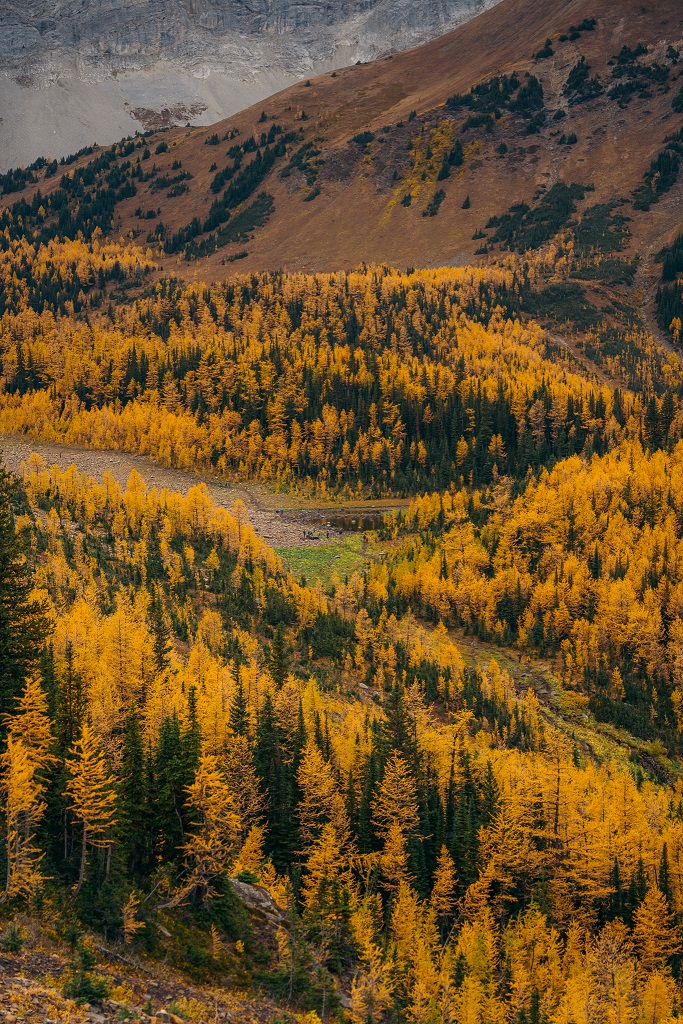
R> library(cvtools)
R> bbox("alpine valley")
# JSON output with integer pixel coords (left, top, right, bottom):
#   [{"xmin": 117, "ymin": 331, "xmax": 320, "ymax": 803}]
[{"xmin": 1, "ymin": 1, "xmax": 683, "ymax": 1023}]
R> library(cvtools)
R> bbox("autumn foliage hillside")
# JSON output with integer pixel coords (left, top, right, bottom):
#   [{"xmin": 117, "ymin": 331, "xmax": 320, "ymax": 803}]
[
  {"xmin": 1, "ymin": 0, "xmax": 683, "ymax": 1016},
  {"xmin": 373, "ymin": 439, "xmax": 683, "ymax": 752},
  {"xmin": 0, "ymin": 254, "xmax": 624, "ymax": 496},
  {"xmin": 3, "ymin": 450, "xmax": 683, "ymax": 1022},
  {"xmin": 1, "ymin": 243, "xmax": 681, "ymax": 499}
]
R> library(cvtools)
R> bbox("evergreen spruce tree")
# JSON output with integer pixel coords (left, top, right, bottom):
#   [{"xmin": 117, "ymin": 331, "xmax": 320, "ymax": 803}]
[
  {"xmin": 229, "ymin": 668, "xmax": 250, "ymax": 736},
  {"xmin": 55, "ymin": 641, "xmax": 85, "ymax": 754},
  {"xmin": 121, "ymin": 707, "xmax": 149, "ymax": 874},
  {"xmin": 152, "ymin": 712, "xmax": 195, "ymax": 862},
  {"xmin": 609, "ymin": 857, "xmax": 624, "ymax": 921},
  {"xmin": 357, "ymin": 751, "xmax": 380, "ymax": 853},
  {"xmin": 149, "ymin": 585, "xmax": 171, "ymax": 674},
  {"xmin": 253, "ymin": 692, "xmax": 300, "ymax": 871},
  {"xmin": 627, "ymin": 855, "xmax": 649, "ymax": 925},
  {"xmin": 658, "ymin": 841, "xmax": 672, "ymax": 906},
  {"xmin": 0, "ymin": 468, "xmax": 49, "ymax": 725},
  {"xmin": 183, "ymin": 687, "xmax": 202, "ymax": 776},
  {"xmin": 379, "ymin": 682, "xmax": 418, "ymax": 762},
  {"xmin": 313, "ymin": 709, "xmax": 324, "ymax": 752},
  {"xmin": 445, "ymin": 748, "xmax": 456, "ymax": 847},
  {"xmin": 269, "ymin": 626, "xmax": 289, "ymax": 688},
  {"xmin": 480, "ymin": 760, "xmax": 501, "ymax": 826},
  {"xmin": 450, "ymin": 750, "xmax": 481, "ymax": 889},
  {"xmin": 345, "ymin": 764, "xmax": 358, "ymax": 837}
]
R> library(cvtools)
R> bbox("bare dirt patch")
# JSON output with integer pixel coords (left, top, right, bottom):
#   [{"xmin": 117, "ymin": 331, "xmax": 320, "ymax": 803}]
[{"xmin": 0, "ymin": 434, "xmax": 402, "ymax": 550}]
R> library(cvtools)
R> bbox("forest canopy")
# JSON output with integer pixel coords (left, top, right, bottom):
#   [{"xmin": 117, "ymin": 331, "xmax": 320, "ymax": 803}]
[{"xmin": 2, "ymin": 234, "xmax": 683, "ymax": 1023}]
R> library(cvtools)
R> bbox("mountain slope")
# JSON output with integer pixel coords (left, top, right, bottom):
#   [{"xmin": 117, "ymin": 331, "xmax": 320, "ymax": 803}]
[
  {"xmin": 0, "ymin": 0, "xmax": 503, "ymax": 170},
  {"xmin": 4, "ymin": 0, "xmax": 681, "ymax": 279}
]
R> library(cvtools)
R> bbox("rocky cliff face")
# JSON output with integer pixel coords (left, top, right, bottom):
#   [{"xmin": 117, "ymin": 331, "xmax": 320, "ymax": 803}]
[
  {"xmin": 0, "ymin": 0, "xmax": 502, "ymax": 168},
  {"xmin": 1, "ymin": 0, "xmax": 500, "ymax": 76}
]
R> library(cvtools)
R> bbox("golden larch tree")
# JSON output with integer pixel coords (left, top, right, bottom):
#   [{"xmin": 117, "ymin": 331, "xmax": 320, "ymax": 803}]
[
  {"xmin": 297, "ymin": 740, "xmax": 352, "ymax": 853},
  {"xmin": 166, "ymin": 753, "xmax": 241, "ymax": 907},
  {"xmin": 633, "ymin": 887, "xmax": 680, "ymax": 973},
  {"xmin": 6, "ymin": 676, "xmax": 54, "ymax": 767},
  {"xmin": 302, "ymin": 821, "xmax": 353, "ymax": 927},
  {"xmin": 371, "ymin": 752, "xmax": 420, "ymax": 841},
  {"xmin": 430, "ymin": 845, "xmax": 458, "ymax": 924},
  {"xmin": 0, "ymin": 735, "xmax": 47, "ymax": 902},
  {"xmin": 65, "ymin": 722, "xmax": 118, "ymax": 898}
]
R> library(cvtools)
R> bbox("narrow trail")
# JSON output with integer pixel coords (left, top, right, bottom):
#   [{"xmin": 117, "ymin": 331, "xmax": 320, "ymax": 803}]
[
  {"xmin": 547, "ymin": 330, "xmax": 619, "ymax": 388},
  {"xmin": 453, "ymin": 629, "xmax": 606, "ymax": 767},
  {"xmin": 0, "ymin": 433, "xmax": 400, "ymax": 549}
]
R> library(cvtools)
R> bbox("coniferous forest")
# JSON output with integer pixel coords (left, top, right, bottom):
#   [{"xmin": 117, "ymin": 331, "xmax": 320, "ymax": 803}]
[
  {"xmin": 1, "ymin": 230, "xmax": 683, "ymax": 1023},
  {"xmin": 2, "ymin": 7, "xmax": 683, "ymax": 1024}
]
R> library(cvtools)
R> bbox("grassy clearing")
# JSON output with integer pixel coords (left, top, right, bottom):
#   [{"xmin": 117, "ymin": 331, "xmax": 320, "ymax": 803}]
[{"xmin": 278, "ymin": 534, "xmax": 370, "ymax": 587}]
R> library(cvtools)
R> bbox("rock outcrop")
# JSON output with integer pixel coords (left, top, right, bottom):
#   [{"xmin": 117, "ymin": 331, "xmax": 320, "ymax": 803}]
[
  {"xmin": 0, "ymin": 0, "xmax": 503, "ymax": 77},
  {"xmin": 0, "ymin": 0, "xmax": 502, "ymax": 168},
  {"xmin": 229, "ymin": 879, "xmax": 288, "ymax": 946}
]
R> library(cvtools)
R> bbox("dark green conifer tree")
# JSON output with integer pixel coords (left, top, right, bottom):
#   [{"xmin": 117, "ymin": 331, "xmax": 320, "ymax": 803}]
[
  {"xmin": 480, "ymin": 760, "xmax": 501, "ymax": 826},
  {"xmin": 0, "ymin": 467, "xmax": 49, "ymax": 724},
  {"xmin": 659, "ymin": 842, "xmax": 672, "ymax": 906},
  {"xmin": 269, "ymin": 626, "xmax": 289, "ymax": 688},
  {"xmin": 253, "ymin": 691, "xmax": 301, "ymax": 872},
  {"xmin": 152, "ymin": 705, "xmax": 200, "ymax": 863},
  {"xmin": 149, "ymin": 585, "xmax": 171, "ymax": 674},
  {"xmin": 121, "ymin": 706, "xmax": 149, "ymax": 874},
  {"xmin": 229, "ymin": 667, "xmax": 249, "ymax": 736}
]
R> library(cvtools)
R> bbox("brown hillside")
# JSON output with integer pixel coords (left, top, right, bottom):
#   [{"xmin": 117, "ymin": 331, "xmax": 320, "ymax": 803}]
[{"xmin": 6, "ymin": 0, "xmax": 683, "ymax": 276}]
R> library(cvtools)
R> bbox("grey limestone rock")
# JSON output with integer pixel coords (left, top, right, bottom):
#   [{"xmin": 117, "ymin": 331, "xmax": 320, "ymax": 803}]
[
  {"xmin": 0, "ymin": 0, "xmax": 501, "ymax": 78},
  {"xmin": 0, "ymin": 0, "xmax": 503, "ymax": 168}
]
